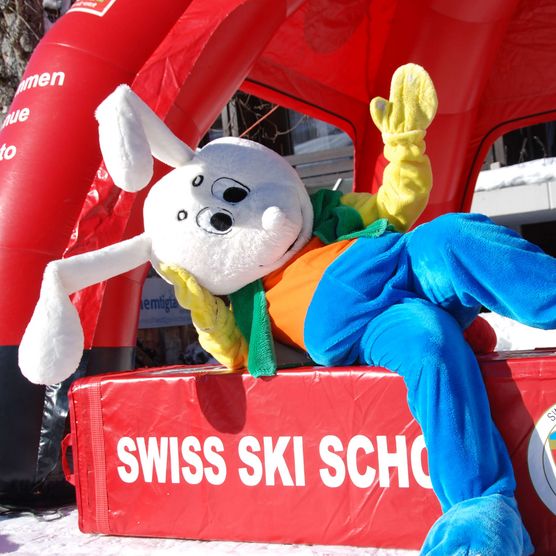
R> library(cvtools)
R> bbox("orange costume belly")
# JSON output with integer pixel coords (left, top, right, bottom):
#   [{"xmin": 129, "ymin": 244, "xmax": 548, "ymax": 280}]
[{"xmin": 262, "ymin": 236, "xmax": 355, "ymax": 350}]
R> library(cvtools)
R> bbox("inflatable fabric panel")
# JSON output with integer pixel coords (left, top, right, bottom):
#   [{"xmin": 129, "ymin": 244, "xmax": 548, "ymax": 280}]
[{"xmin": 67, "ymin": 354, "xmax": 556, "ymax": 553}]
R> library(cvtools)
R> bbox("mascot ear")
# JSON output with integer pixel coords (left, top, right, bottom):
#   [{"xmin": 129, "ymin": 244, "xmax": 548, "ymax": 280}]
[{"xmin": 95, "ymin": 85, "xmax": 195, "ymax": 192}]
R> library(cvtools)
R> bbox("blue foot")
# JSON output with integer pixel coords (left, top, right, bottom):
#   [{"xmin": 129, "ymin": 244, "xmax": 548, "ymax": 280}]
[{"xmin": 421, "ymin": 494, "xmax": 534, "ymax": 556}]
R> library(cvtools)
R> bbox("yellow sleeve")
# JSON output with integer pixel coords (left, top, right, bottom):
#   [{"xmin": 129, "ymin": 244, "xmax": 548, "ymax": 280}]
[
  {"xmin": 159, "ymin": 264, "xmax": 247, "ymax": 371},
  {"xmin": 340, "ymin": 138, "xmax": 432, "ymax": 233},
  {"xmin": 375, "ymin": 129, "xmax": 432, "ymax": 232},
  {"xmin": 342, "ymin": 64, "xmax": 437, "ymax": 233}
]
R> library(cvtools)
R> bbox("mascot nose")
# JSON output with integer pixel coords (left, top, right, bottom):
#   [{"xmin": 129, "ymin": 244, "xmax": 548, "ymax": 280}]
[
  {"xmin": 210, "ymin": 212, "xmax": 233, "ymax": 232},
  {"xmin": 262, "ymin": 206, "xmax": 291, "ymax": 233}
]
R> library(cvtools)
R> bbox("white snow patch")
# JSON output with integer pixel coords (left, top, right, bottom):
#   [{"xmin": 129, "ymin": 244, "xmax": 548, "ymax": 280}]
[
  {"xmin": 481, "ymin": 312, "xmax": 556, "ymax": 351},
  {"xmin": 476, "ymin": 157, "xmax": 556, "ymax": 191}
]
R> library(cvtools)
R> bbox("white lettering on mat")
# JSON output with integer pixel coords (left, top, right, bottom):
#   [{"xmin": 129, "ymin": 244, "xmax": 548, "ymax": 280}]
[{"xmin": 116, "ymin": 434, "xmax": 432, "ymax": 490}]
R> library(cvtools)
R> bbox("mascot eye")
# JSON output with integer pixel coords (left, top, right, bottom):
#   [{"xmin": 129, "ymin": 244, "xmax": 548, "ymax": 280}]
[
  {"xmin": 224, "ymin": 187, "xmax": 248, "ymax": 203},
  {"xmin": 196, "ymin": 207, "xmax": 233, "ymax": 235},
  {"xmin": 211, "ymin": 177, "xmax": 250, "ymax": 204},
  {"xmin": 177, "ymin": 210, "xmax": 188, "ymax": 221},
  {"xmin": 192, "ymin": 175, "xmax": 204, "ymax": 187}
]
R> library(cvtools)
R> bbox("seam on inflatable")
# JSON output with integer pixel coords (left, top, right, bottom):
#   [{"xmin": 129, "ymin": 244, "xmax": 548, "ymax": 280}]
[{"xmin": 88, "ymin": 381, "xmax": 110, "ymax": 532}]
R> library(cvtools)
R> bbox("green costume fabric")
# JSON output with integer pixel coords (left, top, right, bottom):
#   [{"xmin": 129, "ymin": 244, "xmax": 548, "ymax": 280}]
[
  {"xmin": 230, "ymin": 189, "xmax": 393, "ymax": 377},
  {"xmin": 229, "ymin": 279, "xmax": 276, "ymax": 377}
]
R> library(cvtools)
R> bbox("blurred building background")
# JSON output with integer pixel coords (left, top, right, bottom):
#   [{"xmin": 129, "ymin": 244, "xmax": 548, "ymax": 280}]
[{"xmin": 472, "ymin": 123, "xmax": 556, "ymax": 258}]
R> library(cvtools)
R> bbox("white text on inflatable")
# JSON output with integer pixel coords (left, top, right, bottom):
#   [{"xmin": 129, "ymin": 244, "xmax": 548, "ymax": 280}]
[
  {"xmin": 14, "ymin": 71, "xmax": 65, "ymax": 97},
  {"xmin": 0, "ymin": 144, "xmax": 17, "ymax": 161},
  {"xmin": 1, "ymin": 108, "xmax": 30, "ymax": 129},
  {"xmin": 1, "ymin": 71, "xmax": 67, "ymax": 164}
]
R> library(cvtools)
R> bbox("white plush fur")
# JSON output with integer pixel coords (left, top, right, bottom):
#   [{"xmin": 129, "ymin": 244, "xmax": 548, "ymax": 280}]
[
  {"xmin": 95, "ymin": 85, "xmax": 194, "ymax": 192},
  {"xmin": 19, "ymin": 235, "xmax": 152, "ymax": 385},
  {"xmin": 19, "ymin": 264, "xmax": 84, "ymax": 386},
  {"xmin": 19, "ymin": 87, "xmax": 314, "ymax": 385}
]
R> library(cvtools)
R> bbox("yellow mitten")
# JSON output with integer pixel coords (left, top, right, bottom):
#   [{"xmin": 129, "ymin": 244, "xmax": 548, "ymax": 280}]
[
  {"xmin": 366, "ymin": 63, "xmax": 438, "ymax": 231},
  {"xmin": 370, "ymin": 63, "xmax": 437, "ymax": 135},
  {"xmin": 159, "ymin": 264, "xmax": 248, "ymax": 371}
]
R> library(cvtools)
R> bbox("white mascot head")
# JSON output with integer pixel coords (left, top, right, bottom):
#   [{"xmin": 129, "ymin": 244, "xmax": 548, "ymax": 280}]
[{"xmin": 144, "ymin": 136, "xmax": 312, "ymax": 295}]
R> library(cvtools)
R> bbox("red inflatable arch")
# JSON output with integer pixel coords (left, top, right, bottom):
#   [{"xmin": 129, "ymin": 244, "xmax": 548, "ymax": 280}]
[{"xmin": 1, "ymin": 0, "xmax": 556, "ymax": 509}]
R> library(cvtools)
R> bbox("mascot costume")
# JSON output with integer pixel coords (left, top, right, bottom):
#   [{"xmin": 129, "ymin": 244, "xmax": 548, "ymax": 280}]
[{"xmin": 20, "ymin": 64, "xmax": 550, "ymax": 555}]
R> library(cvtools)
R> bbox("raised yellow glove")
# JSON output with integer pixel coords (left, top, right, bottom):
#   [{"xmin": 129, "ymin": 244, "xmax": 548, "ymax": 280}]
[
  {"xmin": 366, "ymin": 63, "xmax": 438, "ymax": 232},
  {"xmin": 159, "ymin": 264, "xmax": 247, "ymax": 371},
  {"xmin": 370, "ymin": 63, "xmax": 437, "ymax": 135}
]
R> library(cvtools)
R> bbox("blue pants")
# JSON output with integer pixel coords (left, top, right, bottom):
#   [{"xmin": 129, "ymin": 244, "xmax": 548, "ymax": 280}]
[{"xmin": 305, "ymin": 213, "xmax": 554, "ymax": 545}]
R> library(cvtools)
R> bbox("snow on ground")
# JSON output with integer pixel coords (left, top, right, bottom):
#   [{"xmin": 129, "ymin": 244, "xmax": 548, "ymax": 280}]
[{"xmin": 0, "ymin": 505, "xmax": 416, "ymax": 556}]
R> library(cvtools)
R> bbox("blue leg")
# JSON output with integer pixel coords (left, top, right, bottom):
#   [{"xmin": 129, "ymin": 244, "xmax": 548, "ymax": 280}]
[
  {"xmin": 406, "ymin": 212, "xmax": 556, "ymax": 329},
  {"xmin": 359, "ymin": 300, "xmax": 533, "ymax": 555}
]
